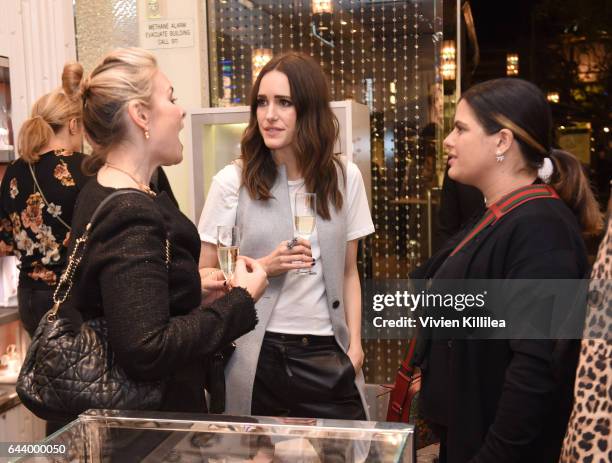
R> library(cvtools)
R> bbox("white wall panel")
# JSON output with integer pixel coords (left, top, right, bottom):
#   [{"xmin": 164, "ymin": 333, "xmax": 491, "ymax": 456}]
[
  {"xmin": 0, "ymin": 0, "xmax": 76, "ymax": 155},
  {"xmin": 20, "ymin": 0, "xmax": 77, "ymax": 105}
]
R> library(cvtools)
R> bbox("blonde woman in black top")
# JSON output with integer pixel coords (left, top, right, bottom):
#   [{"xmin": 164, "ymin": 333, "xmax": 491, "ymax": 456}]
[
  {"xmin": 64, "ymin": 47, "xmax": 267, "ymax": 419},
  {"xmin": 0, "ymin": 63, "xmax": 87, "ymax": 337}
]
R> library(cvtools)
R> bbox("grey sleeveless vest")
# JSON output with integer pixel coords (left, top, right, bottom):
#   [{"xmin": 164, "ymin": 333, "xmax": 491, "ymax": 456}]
[{"xmin": 223, "ymin": 163, "xmax": 369, "ymax": 418}]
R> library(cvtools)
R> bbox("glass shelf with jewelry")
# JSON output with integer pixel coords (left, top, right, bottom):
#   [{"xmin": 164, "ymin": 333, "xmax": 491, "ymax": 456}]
[{"xmin": 12, "ymin": 409, "xmax": 414, "ymax": 462}]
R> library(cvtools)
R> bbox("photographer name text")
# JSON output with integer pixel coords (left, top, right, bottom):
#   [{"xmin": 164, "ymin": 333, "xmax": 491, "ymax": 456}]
[{"xmin": 371, "ymin": 290, "xmax": 506, "ymax": 328}]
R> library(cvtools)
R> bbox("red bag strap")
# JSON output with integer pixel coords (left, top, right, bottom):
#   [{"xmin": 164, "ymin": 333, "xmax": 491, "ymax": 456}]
[
  {"xmin": 399, "ymin": 337, "xmax": 418, "ymax": 376},
  {"xmin": 450, "ymin": 184, "xmax": 559, "ymax": 257},
  {"xmin": 386, "ymin": 337, "xmax": 419, "ymax": 421},
  {"xmin": 386, "ymin": 186, "xmax": 559, "ymax": 422}
]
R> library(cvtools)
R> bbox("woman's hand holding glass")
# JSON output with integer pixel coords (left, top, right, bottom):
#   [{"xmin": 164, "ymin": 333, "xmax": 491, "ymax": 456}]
[
  {"xmin": 200, "ymin": 268, "xmax": 228, "ymax": 306},
  {"xmin": 257, "ymin": 238, "xmax": 314, "ymax": 277},
  {"xmin": 231, "ymin": 256, "xmax": 268, "ymax": 301},
  {"xmin": 201, "ymin": 258, "xmax": 268, "ymax": 303}
]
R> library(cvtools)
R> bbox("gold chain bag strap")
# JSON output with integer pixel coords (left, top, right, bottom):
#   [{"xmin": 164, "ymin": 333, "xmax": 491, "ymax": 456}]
[{"xmin": 17, "ymin": 189, "xmax": 170, "ymax": 422}]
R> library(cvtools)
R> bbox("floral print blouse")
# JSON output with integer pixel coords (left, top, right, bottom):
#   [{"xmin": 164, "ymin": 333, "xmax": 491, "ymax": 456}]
[{"xmin": 0, "ymin": 150, "xmax": 87, "ymax": 289}]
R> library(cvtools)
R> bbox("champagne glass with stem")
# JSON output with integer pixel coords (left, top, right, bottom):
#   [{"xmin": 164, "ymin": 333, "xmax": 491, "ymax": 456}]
[
  {"xmin": 294, "ymin": 192, "xmax": 316, "ymax": 275},
  {"xmin": 217, "ymin": 225, "xmax": 240, "ymax": 282}
]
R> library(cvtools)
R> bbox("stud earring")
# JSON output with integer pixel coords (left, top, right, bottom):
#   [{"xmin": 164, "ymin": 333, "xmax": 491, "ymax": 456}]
[
  {"xmin": 144, "ymin": 129, "xmax": 150, "ymax": 140},
  {"xmin": 496, "ymin": 151, "xmax": 505, "ymax": 163}
]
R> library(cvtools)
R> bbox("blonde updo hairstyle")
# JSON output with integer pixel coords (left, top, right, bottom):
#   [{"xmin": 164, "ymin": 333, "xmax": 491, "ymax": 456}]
[
  {"xmin": 81, "ymin": 47, "xmax": 158, "ymax": 174},
  {"xmin": 17, "ymin": 62, "xmax": 84, "ymax": 163}
]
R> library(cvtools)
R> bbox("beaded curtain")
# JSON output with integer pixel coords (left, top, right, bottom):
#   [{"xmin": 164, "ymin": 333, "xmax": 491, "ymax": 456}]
[
  {"xmin": 208, "ymin": 0, "xmax": 444, "ymax": 385},
  {"xmin": 75, "ymin": 0, "xmax": 445, "ymax": 385}
]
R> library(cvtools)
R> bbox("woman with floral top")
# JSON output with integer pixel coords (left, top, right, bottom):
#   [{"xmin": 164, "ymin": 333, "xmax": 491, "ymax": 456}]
[{"xmin": 0, "ymin": 62, "xmax": 87, "ymax": 337}]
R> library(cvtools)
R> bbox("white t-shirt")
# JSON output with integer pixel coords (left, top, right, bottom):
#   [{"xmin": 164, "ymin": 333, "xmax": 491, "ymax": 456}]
[{"xmin": 198, "ymin": 161, "xmax": 374, "ymax": 335}]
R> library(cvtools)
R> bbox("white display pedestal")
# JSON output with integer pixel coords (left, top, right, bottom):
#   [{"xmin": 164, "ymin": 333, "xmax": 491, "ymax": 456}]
[{"xmin": 185, "ymin": 100, "xmax": 371, "ymax": 223}]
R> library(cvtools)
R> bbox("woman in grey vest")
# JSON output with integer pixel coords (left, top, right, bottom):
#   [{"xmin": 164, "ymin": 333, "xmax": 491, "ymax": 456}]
[{"xmin": 199, "ymin": 52, "xmax": 374, "ymax": 420}]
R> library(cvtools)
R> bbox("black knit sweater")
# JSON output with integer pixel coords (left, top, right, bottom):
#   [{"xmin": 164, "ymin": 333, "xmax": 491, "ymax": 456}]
[{"xmin": 65, "ymin": 179, "xmax": 257, "ymax": 413}]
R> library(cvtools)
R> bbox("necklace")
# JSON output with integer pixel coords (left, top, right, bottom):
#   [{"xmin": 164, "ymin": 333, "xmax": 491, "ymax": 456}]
[{"xmin": 104, "ymin": 162, "xmax": 156, "ymax": 197}]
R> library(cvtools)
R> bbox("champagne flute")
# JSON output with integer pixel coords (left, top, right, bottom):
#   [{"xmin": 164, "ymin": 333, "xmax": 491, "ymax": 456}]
[
  {"xmin": 217, "ymin": 225, "xmax": 240, "ymax": 282},
  {"xmin": 294, "ymin": 192, "xmax": 316, "ymax": 275}
]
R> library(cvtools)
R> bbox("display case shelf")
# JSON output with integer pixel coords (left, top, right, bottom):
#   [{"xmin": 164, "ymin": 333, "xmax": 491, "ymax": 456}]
[{"xmin": 14, "ymin": 409, "xmax": 414, "ymax": 462}]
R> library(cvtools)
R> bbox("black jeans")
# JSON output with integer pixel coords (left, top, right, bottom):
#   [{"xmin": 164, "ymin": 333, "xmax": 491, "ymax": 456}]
[
  {"xmin": 251, "ymin": 332, "xmax": 366, "ymax": 420},
  {"xmin": 17, "ymin": 286, "xmax": 55, "ymax": 338}
]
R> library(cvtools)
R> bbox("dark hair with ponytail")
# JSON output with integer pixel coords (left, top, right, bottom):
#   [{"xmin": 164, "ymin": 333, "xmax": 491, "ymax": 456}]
[
  {"xmin": 461, "ymin": 78, "xmax": 603, "ymax": 235},
  {"xmin": 17, "ymin": 62, "xmax": 83, "ymax": 163}
]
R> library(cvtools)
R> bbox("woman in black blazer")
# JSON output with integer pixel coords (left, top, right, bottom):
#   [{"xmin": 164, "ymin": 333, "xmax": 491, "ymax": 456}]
[
  {"xmin": 64, "ymin": 48, "xmax": 268, "ymax": 419},
  {"xmin": 414, "ymin": 78, "xmax": 603, "ymax": 463}
]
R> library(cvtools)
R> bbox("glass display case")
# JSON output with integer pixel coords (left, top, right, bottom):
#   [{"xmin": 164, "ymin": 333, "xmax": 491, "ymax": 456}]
[
  {"xmin": 14, "ymin": 409, "xmax": 414, "ymax": 462},
  {"xmin": 0, "ymin": 311, "xmax": 22, "ymax": 384},
  {"xmin": 0, "ymin": 309, "xmax": 46, "ymax": 443}
]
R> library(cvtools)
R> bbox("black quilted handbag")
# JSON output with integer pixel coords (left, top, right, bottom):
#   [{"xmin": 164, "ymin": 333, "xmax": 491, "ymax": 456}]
[{"xmin": 17, "ymin": 190, "xmax": 166, "ymax": 422}]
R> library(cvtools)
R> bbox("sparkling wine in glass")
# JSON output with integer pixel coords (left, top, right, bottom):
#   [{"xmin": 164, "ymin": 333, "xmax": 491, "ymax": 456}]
[
  {"xmin": 294, "ymin": 192, "xmax": 316, "ymax": 275},
  {"xmin": 217, "ymin": 225, "xmax": 240, "ymax": 281}
]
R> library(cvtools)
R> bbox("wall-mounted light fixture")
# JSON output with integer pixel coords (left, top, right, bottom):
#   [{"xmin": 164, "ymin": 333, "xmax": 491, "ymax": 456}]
[
  {"xmin": 389, "ymin": 81, "xmax": 397, "ymax": 105},
  {"xmin": 252, "ymin": 48, "xmax": 273, "ymax": 82},
  {"xmin": 311, "ymin": 1, "xmax": 334, "ymax": 47},
  {"xmin": 546, "ymin": 92, "xmax": 560, "ymax": 103},
  {"xmin": 441, "ymin": 40, "xmax": 456, "ymax": 80},
  {"xmin": 312, "ymin": 0, "xmax": 333, "ymax": 14},
  {"xmin": 506, "ymin": 53, "xmax": 519, "ymax": 76}
]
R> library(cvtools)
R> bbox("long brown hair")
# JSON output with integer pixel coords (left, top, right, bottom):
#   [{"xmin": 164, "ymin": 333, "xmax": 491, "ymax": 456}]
[
  {"xmin": 17, "ymin": 62, "xmax": 83, "ymax": 163},
  {"xmin": 462, "ymin": 78, "xmax": 603, "ymax": 235},
  {"xmin": 240, "ymin": 52, "xmax": 344, "ymax": 220}
]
